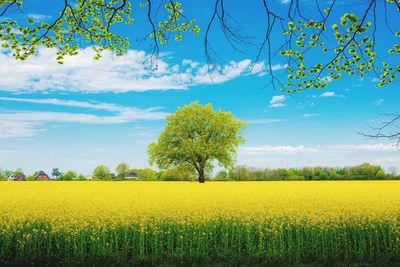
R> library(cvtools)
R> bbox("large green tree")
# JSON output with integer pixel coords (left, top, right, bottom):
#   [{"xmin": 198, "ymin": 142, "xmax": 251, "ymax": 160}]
[
  {"xmin": 115, "ymin": 162, "xmax": 130, "ymax": 179},
  {"xmin": 59, "ymin": 170, "xmax": 78, "ymax": 181},
  {"xmin": 148, "ymin": 102, "xmax": 246, "ymax": 183},
  {"xmin": 51, "ymin": 168, "xmax": 61, "ymax": 179},
  {"xmin": 93, "ymin": 165, "xmax": 112, "ymax": 180}
]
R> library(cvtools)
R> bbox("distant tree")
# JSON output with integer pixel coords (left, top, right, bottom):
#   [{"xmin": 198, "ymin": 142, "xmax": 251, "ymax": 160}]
[
  {"xmin": 51, "ymin": 168, "xmax": 61, "ymax": 179},
  {"xmin": 250, "ymin": 169, "xmax": 269, "ymax": 181},
  {"xmin": 272, "ymin": 169, "xmax": 289, "ymax": 180},
  {"xmin": 133, "ymin": 168, "xmax": 157, "ymax": 181},
  {"xmin": 388, "ymin": 167, "xmax": 398, "ymax": 176},
  {"xmin": 13, "ymin": 169, "xmax": 22, "ymax": 175},
  {"xmin": 349, "ymin": 163, "xmax": 382, "ymax": 179},
  {"xmin": 149, "ymin": 102, "xmax": 246, "ymax": 183},
  {"xmin": 26, "ymin": 171, "xmax": 39, "ymax": 181},
  {"xmin": 4, "ymin": 170, "xmax": 12, "ymax": 178},
  {"xmin": 77, "ymin": 174, "xmax": 87, "ymax": 181},
  {"xmin": 60, "ymin": 170, "xmax": 77, "ymax": 181},
  {"xmin": 229, "ymin": 166, "xmax": 252, "ymax": 181},
  {"xmin": 215, "ymin": 170, "xmax": 228, "ymax": 180},
  {"xmin": 159, "ymin": 167, "xmax": 197, "ymax": 181},
  {"xmin": 287, "ymin": 168, "xmax": 304, "ymax": 181},
  {"xmin": 93, "ymin": 165, "xmax": 112, "ymax": 180},
  {"xmin": 0, "ymin": 172, "xmax": 5, "ymax": 181},
  {"xmin": 318, "ymin": 171, "xmax": 328, "ymax": 180},
  {"xmin": 376, "ymin": 169, "xmax": 386, "ymax": 179},
  {"xmin": 116, "ymin": 162, "xmax": 130, "ymax": 179}
]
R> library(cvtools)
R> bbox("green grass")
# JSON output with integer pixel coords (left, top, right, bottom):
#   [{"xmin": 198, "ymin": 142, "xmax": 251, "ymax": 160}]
[{"xmin": 0, "ymin": 219, "xmax": 399, "ymax": 266}]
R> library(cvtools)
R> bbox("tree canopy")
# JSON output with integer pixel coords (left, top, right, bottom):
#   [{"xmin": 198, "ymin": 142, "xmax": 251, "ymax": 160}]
[
  {"xmin": 116, "ymin": 162, "xmax": 130, "ymax": 179},
  {"xmin": 51, "ymin": 168, "xmax": 61, "ymax": 179},
  {"xmin": 0, "ymin": 1, "xmax": 398, "ymax": 89},
  {"xmin": 60, "ymin": 170, "xmax": 78, "ymax": 181},
  {"xmin": 93, "ymin": 165, "xmax": 112, "ymax": 180},
  {"xmin": 0, "ymin": 0, "xmax": 199, "ymax": 63},
  {"xmin": 148, "ymin": 102, "xmax": 246, "ymax": 183}
]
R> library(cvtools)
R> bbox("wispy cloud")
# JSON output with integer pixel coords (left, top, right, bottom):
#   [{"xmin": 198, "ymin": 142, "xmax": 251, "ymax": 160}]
[
  {"xmin": 271, "ymin": 63, "xmax": 288, "ymax": 71},
  {"xmin": 247, "ymin": 118, "xmax": 286, "ymax": 124},
  {"xmin": 303, "ymin": 113, "xmax": 319, "ymax": 118},
  {"xmin": 320, "ymin": 92, "xmax": 335, "ymax": 97},
  {"xmin": 0, "ymin": 121, "xmax": 39, "ymax": 140},
  {"xmin": 374, "ymin": 156, "xmax": 400, "ymax": 163},
  {"xmin": 309, "ymin": 91, "xmax": 345, "ymax": 98},
  {"xmin": 320, "ymin": 91, "xmax": 345, "ymax": 98},
  {"xmin": 0, "ymin": 97, "xmax": 169, "ymax": 139},
  {"xmin": 0, "ymin": 97, "xmax": 162, "ymax": 114},
  {"xmin": 374, "ymin": 99, "xmax": 384, "ymax": 106},
  {"xmin": 326, "ymin": 143, "xmax": 398, "ymax": 152},
  {"xmin": 27, "ymin": 14, "xmax": 52, "ymax": 21},
  {"xmin": 240, "ymin": 145, "xmax": 321, "ymax": 155},
  {"xmin": 0, "ymin": 46, "xmax": 276, "ymax": 93},
  {"xmin": 240, "ymin": 143, "xmax": 398, "ymax": 155},
  {"xmin": 238, "ymin": 143, "xmax": 400, "ymax": 168},
  {"xmin": 269, "ymin": 95, "xmax": 286, "ymax": 108}
]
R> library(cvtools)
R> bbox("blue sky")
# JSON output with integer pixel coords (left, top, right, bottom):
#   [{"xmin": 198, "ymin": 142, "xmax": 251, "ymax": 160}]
[{"xmin": 0, "ymin": 0, "xmax": 399, "ymax": 175}]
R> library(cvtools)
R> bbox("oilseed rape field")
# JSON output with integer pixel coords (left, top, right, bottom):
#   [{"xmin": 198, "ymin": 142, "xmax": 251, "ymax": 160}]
[{"xmin": 0, "ymin": 181, "xmax": 399, "ymax": 265}]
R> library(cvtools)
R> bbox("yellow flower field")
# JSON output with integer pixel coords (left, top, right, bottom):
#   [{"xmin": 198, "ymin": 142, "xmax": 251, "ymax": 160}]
[
  {"xmin": 1, "ymin": 181, "xmax": 399, "ymax": 265},
  {"xmin": 0, "ymin": 181, "xmax": 399, "ymax": 225}
]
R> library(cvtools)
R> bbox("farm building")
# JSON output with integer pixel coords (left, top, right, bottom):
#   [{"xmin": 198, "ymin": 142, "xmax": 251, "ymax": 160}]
[
  {"xmin": 126, "ymin": 171, "xmax": 138, "ymax": 180},
  {"xmin": 35, "ymin": 171, "xmax": 50, "ymax": 181},
  {"xmin": 8, "ymin": 173, "xmax": 26, "ymax": 181}
]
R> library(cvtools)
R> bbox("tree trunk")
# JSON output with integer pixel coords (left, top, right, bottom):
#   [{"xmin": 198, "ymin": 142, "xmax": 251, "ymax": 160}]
[{"xmin": 198, "ymin": 168, "xmax": 205, "ymax": 183}]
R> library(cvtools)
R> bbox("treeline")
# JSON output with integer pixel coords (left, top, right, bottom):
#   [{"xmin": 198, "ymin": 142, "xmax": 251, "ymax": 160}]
[
  {"xmin": 218, "ymin": 163, "xmax": 400, "ymax": 181},
  {"xmin": 1, "ymin": 163, "xmax": 399, "ymax": 181}
]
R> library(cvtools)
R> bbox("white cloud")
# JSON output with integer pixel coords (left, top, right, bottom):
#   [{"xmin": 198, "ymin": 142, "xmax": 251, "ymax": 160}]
[
  {"xmin": 27, "ymin": 14, "xmax": 52, "ymax": 21},
  {"xmin": 280, "ymin": 0, "xmax": 291, "ymax": 4},
  {"xmin": 0, "ymin": 97, "xmax": 169, "ymax": 139},
  {"xmin": 374, "ymin": 156, "xmax": 400, "ymax": 163},
  {"xmin": 0, "ymin": 97, "xmax": 163, "ymax": 114},
  {"xmin": 0, "ymin": 120, "xmax": 39, "ymax": 139},
  {"xmin": 240, "ymin": 145, "xmax": 321, "ymax": 155},
  {"xmin": 309, "ymin": 91, "xmax": 345, "ymax": 98},
  {"xmin": 271, "ymin": 63, "xmax": 288, "ymax": 71},
  {"xmin": 247, "ymin": 118, "xmax": 286, "ymax": 124},
  {"xmin": 320, "ymin": 92, "xmax": 335, "ymax": 97},
  {"xmin": 303, "ymin": 113, "xmax": 319, "ymax": 118},
  {"xmin": 326, "ymin": 143, "xmax": 397, "ymax": 152},
  {"xmin": 269, "ymin": 95, "xmax": 286, "ymax": 108},
  {"xmin": 270, "ymin": 103, "xmax": 286, "ymax": 108},
  {"xmin": 238, "ymin": 143, "xmax": 400, "ymax": 168},
  {"xmin": 240, "ymin": 143, "xmax": 398, "ymax": 156},
  {"xmin": 374, "ymin": 99, "xmax": 384, "ymax": 106},
  {"xmin": 318, "ymin": 91, "xmax": 345, "ymax": 98},
  {"xmin": 270, "ymin": 95, "xmax": 285, "ymax": 103},
  {"xmin": 250, "ymin": 62, "xmax": 286, "ymax": 77},
  {"xmin": 250, "ymin": 62, "xmax": 265, "ymax": 74},
  {"xmin": 0, "ymin": 111, "xmax": 166, "ymax": 124},
  {"xmin": 0, "ymin": 46, "xmax": 270, "ymax": 93}
]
